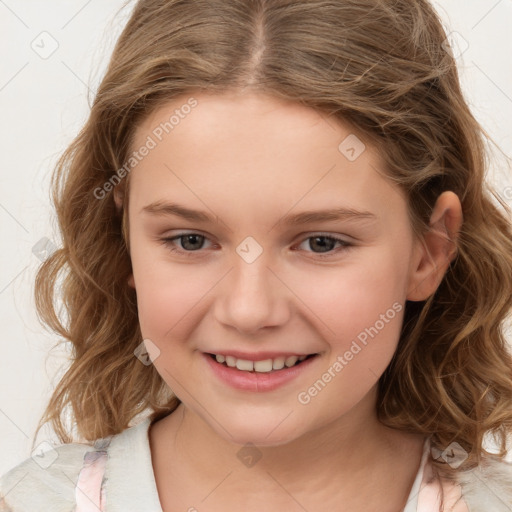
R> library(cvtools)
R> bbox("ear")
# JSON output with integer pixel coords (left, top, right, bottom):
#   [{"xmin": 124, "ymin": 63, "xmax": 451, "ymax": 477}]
[
  {"xmin": 113, "ymin": 184, "xmax": 124, "ymax": 213},
  {"xmin": 113, "ymin": 184, "xmax": 135, "ymax": 289},
  {"xmin": 406, "ymin": 191, "xmax": 463, "ymax": 301}
]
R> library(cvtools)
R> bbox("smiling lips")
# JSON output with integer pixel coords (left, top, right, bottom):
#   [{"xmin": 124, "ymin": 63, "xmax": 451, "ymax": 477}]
[{"xmin": 207, "ymin": 352, "xmax": 316, "ymax": 373}]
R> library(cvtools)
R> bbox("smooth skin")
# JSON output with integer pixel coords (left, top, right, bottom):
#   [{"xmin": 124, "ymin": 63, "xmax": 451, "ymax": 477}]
[{"xmin": 115, "ymin": 90, "xmax": 463, "ymax": 512}]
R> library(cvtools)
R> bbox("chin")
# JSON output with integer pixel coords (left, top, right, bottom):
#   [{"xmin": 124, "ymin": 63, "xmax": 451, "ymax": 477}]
[
  {"xmin": 211, "ymin": 416, "xmax": 305, "ymax": 447},
  {"xmin": 231, "ymin": 431, "xmax": 297, "ymax": 448}
]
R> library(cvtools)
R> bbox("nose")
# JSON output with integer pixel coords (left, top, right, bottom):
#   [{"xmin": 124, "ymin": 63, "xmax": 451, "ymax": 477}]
[{"xmin": 213, "ymin": 254, "xmax": 291, "ymax": 335}]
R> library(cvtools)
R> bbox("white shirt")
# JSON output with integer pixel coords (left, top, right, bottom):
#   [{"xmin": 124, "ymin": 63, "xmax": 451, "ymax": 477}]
[{"xmin": 1, "ymin": 416, "xmax": 511, "ymax": 511}]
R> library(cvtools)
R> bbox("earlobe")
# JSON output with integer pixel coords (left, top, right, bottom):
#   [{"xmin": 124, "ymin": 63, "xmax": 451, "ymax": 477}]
[
  {"xmin": 127, "ymin": 273, "xmax": 135, "ymax": 288},
  {"xmin": 113, "ymin": 185, "xmax": 124, "ymax": 213},
  {"xmin": 406, "ymin": 191, "xmax": 463, "ymax": 302}
]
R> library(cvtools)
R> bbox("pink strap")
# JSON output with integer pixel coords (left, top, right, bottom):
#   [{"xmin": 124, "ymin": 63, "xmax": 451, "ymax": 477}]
[
  {"xmin": 75, "ymin": 450, "xmax": 108, "ymax": 511},
  {"xmin": 417, "ymin": 459, "xmax": 469, "ymax": 512}
]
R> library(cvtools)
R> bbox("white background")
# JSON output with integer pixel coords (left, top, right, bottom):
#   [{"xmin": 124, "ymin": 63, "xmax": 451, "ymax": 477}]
[{"xmin": 1, "ymin": 0, "xmax": 511, "ymax": 475}]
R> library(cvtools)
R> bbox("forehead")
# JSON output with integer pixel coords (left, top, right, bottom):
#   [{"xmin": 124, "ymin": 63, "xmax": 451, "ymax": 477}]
[{"xmin": 127, "ymin": 91, "xmax": 407, "ymax": 225}]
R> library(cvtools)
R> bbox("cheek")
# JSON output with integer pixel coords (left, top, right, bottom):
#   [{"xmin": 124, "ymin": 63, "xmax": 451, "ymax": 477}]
[
  {"xmin": 129, "ymin": 238, "xmax": 207, "ymax": 339},
  {"xmin": 288, "ymin": 246, "xmax": 409, "ymax": 395},
  {"xmin": 135, "ymin": 265, "xmax": 210, "ymax": 341},
  {"xmin": 290, "ymin": 246, "xmax": 409, "ymax": 338},
  {"xmin": 133, "ymin": 258, "xmax": 211, "ymax": 379},
  {"xmin": 291, "ymin": 253, "xmax": 408, "ymax": 413}
]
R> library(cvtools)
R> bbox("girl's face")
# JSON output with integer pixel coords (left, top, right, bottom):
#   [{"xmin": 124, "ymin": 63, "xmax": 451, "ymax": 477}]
[{"xmin": 124, "ymin": 91, "xmax": 427, "ymax": 445}]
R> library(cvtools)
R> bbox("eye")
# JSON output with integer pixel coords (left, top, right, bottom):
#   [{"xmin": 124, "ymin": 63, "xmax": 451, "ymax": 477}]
[
  {"xmin": 294, "ymin": 234, "xmax": 353, "ymax": 258},
  {"xmin": 160, "ymin": 232, "xmax": 212, "ymax": 255},
  {"xmin": 160, "ymin": 232, "xmax": 353, "ymax": 259}
]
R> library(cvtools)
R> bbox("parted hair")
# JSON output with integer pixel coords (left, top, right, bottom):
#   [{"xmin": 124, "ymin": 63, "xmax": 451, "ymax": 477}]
[{"xmin": 33, "ymin": 0, "xmax": 512, "ymax": 479}]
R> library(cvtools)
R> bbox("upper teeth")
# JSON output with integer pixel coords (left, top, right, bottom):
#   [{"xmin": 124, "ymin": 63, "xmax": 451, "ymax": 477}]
[{"xmin": 215, "ymin": 354, "xmax": 308, "ymax": 372}]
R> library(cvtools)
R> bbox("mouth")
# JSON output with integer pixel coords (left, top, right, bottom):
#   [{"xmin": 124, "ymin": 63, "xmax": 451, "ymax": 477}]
[{"xmin": 206, "ymin": 352, "xmax": 319, "ymax": 373}]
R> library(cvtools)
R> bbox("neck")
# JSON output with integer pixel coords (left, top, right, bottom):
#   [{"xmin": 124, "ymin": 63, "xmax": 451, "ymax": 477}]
[{"xmin": 149, "ymin": 388, "xmax": 425, "ymax": 511}]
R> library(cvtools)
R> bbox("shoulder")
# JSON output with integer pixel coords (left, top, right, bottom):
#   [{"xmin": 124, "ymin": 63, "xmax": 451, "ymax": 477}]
[
  {"xmin": 456, "ymin": 455, "xmax": 512, "ymax": 511},
  {"xmin": 0, "ymin": 437, "xmax": 110, "ymax": 512},
  {"xmin": 0, "ymin": 416, "xmax": 156, "ymax": 512}
]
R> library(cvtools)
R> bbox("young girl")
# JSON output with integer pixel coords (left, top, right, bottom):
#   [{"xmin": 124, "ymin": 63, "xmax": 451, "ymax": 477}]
[{"xmin": 2, "ymin": 0, "xmax": 512, "ymax": 510}]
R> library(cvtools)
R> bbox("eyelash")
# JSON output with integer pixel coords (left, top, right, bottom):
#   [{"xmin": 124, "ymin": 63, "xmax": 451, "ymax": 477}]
[{"xmin": 159, "ymin": 232, "xmax": 354, "ymax": 259}]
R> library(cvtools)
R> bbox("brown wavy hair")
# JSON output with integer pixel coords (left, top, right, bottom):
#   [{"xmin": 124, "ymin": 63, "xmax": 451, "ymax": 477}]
[{"xmin": 32, "ymin": 0, "xmax": 512, "ymax": 479}]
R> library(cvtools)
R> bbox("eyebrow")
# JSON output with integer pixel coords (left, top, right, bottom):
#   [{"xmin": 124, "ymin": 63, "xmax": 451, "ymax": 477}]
[{"xmin": 141, "ymin": 200, "xmax": 378, "ymax": 226}]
